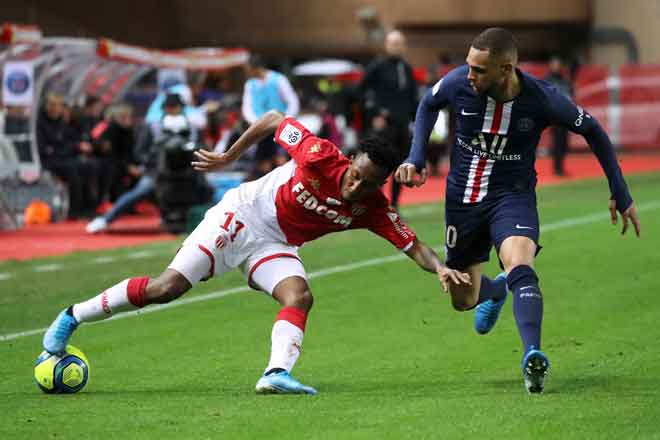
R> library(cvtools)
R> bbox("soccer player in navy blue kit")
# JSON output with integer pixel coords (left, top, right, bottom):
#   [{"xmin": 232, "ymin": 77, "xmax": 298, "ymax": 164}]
[{"xmin": 396, "ymin": 28, "xmax": 641, "ymax": 393}]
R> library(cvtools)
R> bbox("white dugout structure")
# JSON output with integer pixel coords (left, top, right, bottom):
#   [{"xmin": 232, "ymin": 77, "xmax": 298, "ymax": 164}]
[{"xmin": 0, "ymin": 23, "xmax": 248, "ymax": 229}]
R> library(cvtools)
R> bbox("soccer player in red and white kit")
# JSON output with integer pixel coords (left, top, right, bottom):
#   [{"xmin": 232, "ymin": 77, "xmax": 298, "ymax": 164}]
[{"xmin": 43, "ymin": 110, "xmax": 470, "ymax": 395}]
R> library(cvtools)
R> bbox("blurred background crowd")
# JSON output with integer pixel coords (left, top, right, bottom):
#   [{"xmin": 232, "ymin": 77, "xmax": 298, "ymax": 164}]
[{"xmin": 1, "ymin": 0, "xmax": 659, "ymax": 233}]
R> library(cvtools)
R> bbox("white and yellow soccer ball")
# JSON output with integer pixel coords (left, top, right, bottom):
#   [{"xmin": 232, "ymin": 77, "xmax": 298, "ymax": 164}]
[{"xmin": 34, "ymin": 345, "xmax": 90, "ymax": 394}]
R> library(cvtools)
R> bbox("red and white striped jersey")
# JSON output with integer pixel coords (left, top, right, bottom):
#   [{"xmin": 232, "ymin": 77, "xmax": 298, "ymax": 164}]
[{"xmin": 216, "ymin": 118, "xmax": 416, "ymax": 251}]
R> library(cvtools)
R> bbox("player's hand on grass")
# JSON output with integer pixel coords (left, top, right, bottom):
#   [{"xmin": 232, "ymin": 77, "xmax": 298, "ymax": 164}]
[
  {"xmin": 609, "ymin": 200, "xmax": 641, "ymax": 237},
  {"xmin": 395, "ymin": 163, "xmax": 428, "ymax": 188},
  {"xmin": 437, "ymin": 266, "xmax": 471, "ymax": 293},
  {"xmin": 192, "ymin": 149, "xmax": 237, "ymax": 172}
]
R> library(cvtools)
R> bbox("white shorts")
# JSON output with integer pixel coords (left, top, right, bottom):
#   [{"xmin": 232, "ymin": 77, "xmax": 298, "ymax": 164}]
[{"xmin": 167, "ymin": 199, "xmax": 307, "ymax": 295}]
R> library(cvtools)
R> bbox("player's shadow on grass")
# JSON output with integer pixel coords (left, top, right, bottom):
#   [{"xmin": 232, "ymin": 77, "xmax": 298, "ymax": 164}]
[
  {"xmin": 314, "ymin": 378, "xmax": 457, "ymax": 397},
  {"xmin": 485, "ymin": 374, "xmax": 622, "ymax": 395},
  {"xmin": 40, "ymin": 387, "xmax": 249, "ymax": 398},
  {"xmin": 18, "ymin": 375, "xmax": 653, "ymax": 398}
]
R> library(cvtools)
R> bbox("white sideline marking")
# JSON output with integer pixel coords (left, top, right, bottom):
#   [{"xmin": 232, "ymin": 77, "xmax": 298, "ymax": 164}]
[
  {"xmin": 92, "ymin": 256, "xmax": 117, "ymax": 264},
  {"xmin": 7, "ymin": 251, "xmax": 151, "ymax": 277},
  {"xmin": 0, "ymin": 254, "xmax": 409, "ymax": 342},
  {"xmin": 540, "ymin": 200, "xmax": 660, "ymax": 232},
  {"xmin": 33, "ymin": 264, "xmax": 63, "ymax": 272},
  {"xmin": 126, "ymin": 251, "xmax": 155, "ymax": 259},
  {"xmin": 1, "ymin": 210, "xmax": 435, "ymax": 279},
  {"xmin": 400, "ymin": 205, "xmax": 438, "ymax": 217},
  {"xmin": 1, "ymin": 200, "xmax": 658, "ymax": 342}
]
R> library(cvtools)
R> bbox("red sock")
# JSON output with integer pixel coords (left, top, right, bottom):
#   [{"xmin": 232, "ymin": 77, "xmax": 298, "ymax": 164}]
[
  {"xmin": 127, "ymin": 277, "xmax": 150, "ymax": 308},
  {"xmin": 275, "ymin": 306, "xmax": 308, "ymax": 331},
  {"xmin": 72, "ymin": 276, "xmax": 150, "ymax": 323}
]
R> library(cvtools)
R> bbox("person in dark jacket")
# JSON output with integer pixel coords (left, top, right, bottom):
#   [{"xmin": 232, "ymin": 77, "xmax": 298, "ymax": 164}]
[
  {"xmin": 86, "ymin": 94, "xmax": 195, "ymax": 233},
  {"xmin": 95, "ymin": 104, "xmax": 138, "ymax": 202},
  {"xmin": 359, "ymin": 30, "xmax": 417, "ymax": 208},
  {"xmin": 544, "ymin": 56, "xmax": 574, "ymax": 176},
  {"xmin": 37, "ymin": 93, "xmax": 96, "ymax": 218}
]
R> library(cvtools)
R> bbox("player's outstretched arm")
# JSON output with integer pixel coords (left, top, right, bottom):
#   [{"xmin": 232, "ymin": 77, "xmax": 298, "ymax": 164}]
[
  {"xmin": 547, "ymin": 90, "xmax": 640, "ymax": 237},
  {"xmin": 404, "ymin": 239, "xmax": 471, "ymax": 292},
  {"xmin": 582, "ymin": 117, "xmax": 640, "ymax": 237},
  {"xmin": 192, "ymin": 110, "xmax": 285, "ymax": 172}
]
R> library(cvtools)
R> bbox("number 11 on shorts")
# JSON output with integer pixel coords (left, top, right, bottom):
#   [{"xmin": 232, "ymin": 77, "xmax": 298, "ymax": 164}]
[{"xmin": 221, "ymin": 212, "xmax": 245, "ymax": 242}]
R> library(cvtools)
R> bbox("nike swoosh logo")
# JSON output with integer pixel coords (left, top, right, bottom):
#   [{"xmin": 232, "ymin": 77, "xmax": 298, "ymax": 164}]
[
  {"xmin": 461, "ymin": 109, "xmax": 479, "ymax": 116},
  {"xmin": 515, "ymin": 224, "xmax": 535, "ymax": 230}
]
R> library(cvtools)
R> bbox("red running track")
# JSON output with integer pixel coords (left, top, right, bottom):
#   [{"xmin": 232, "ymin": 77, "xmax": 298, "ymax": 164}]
[{"xmin": 2, "ymin": 154, "xmax": 660, "ymax": 262}]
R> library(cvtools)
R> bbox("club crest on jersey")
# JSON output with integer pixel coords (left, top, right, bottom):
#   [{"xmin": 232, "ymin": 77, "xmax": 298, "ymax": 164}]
[
  {"xmin": 386, "ymin": 211, "xmax": 400, "ymax": 224},
  {"xmin": 309, "ymin": 178, "xmax": 320, "ymax": 190},
  {"xmin": 386, "ymin": 209, "xmax": 411, "ymax": 239},
  {"xmin": 309, "ymin": 143, "xmax": 321, "ymax": 154},
  {"xmin": 215, "ymin": 235, "xmax": 226, "ymax": 249},
  {"xmin": 351, "ymin": 204, "xmax": 367, "ymax": 216},
  {"xmin": 279, "ymin": 123, "xmax": 302, "ymax": 146},
  {"xmin": 517, "ymin": 117, "xmax": 534, "ymax": 132}
]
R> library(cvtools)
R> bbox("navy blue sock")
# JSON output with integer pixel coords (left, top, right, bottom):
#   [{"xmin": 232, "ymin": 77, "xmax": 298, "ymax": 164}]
[
  {"xmin": 477, "ymin": 275, "xmax": 507, "ymax": 305},
  {"xmin": 507, "ymin": 265, "xmax": 543, "ymax": 353}
]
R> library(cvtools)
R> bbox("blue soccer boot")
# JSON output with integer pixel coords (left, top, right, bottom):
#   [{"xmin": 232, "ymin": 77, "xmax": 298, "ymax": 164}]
[
  {"xmin": 255, "ymin": 371, "xmax": 317, "ymax": 395},
  {"xmin": 474, "ymin": 272, "xmax": 508, "ymax": 334},
  {"xmin": 43, "ymin": 308, "xmax": 79, "ymax": 354}
]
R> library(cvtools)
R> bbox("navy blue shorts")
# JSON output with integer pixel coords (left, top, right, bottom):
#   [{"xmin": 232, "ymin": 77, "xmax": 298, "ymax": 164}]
[{"xmin": 444, "ymin": 192, "xmax": 541, "ymax": 270}]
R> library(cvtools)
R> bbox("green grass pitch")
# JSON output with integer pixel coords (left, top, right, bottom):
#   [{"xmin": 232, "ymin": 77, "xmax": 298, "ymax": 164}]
[{"xmin": 1, "ymin": 173, "xmax": 659, "ymax": 439}]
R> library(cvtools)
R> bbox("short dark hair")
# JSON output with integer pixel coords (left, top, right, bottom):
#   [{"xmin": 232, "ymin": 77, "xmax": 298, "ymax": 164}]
[
  {"xmin": 163, "ymin": 93, "xmax": 184, "ymax": 108},
  {"xmin": 84, "ymin": 96, "xmax": 100, "ymax": 107},
  {"xmin": 355, "ymin": 136, "xmax": 402, "ymax": 176},
  {"xmin": 471, "ymin": 27, "xmax": 518, "ymax": 57}
]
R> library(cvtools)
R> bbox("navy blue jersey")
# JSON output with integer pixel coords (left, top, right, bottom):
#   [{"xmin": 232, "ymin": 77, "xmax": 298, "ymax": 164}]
[{"xmin": 407, "ymin": 65, "xmax": 632, "ymax": 210}]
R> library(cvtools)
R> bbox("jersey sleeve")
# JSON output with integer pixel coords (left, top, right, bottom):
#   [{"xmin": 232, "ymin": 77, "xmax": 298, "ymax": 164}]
[
  {"xmin": 544, "ymin": 85, "xmax": 594, "ymax": 136},
  {"xmin": 274, "ymin": 117, "xmax": 341, "ymax": 168},
  {"xmin": 406, "ymin": 73, "xmax": 455, "ymax": 170},
  {"xmin": 544, "ymin": 86, "xmax": 633, "ymax": 212},
  {"xmin": 363, "ymin": 199, "xmax": 417, "ymax": 251}
]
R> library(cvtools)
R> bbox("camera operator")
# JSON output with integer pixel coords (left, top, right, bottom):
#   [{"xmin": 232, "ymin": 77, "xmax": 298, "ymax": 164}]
[{"xmin": 86, "ymin": 94, "xmax": 197, "ymax": 233}]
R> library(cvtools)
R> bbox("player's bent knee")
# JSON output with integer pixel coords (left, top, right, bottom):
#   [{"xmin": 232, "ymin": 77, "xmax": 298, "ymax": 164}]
[
  {"xmin": 283, "ymin": 288, "xmax": 313, "ymax": 311},
  {"xmin": 499, "ymin": 237, "xmax": 536, "ymax": 272},
  {"xmin": 272, "ymin": 276, "xmax": 314, "ymax": 312},
  {"xmin": 299, "ymin": 288, "xmax": 314, "ymax": 310},
  {"xmin": 280, "ymin": 288, "xmax": 313, "ymax": 312},
  {"xmin": 146, "ymin": 269, "xmax": 192, "ymax": 304}
]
